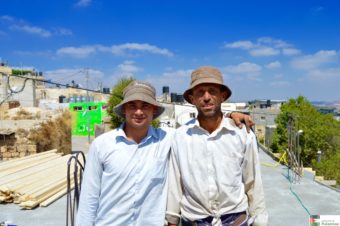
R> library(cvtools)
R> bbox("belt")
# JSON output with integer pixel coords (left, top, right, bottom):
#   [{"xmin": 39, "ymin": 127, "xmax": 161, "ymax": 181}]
[{"xmin": 182, "ymin": 211, "xmax": 248, "ymax": 226}]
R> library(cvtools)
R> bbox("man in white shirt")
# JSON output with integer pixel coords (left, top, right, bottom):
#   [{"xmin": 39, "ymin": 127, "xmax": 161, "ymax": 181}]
[
  {"xmin": 166, "ymin": 66, "xmax": 268, "ymax": 226},
  {"xmin": 76, "ymin": 80, "xmax": 254, "ymax": 226}
]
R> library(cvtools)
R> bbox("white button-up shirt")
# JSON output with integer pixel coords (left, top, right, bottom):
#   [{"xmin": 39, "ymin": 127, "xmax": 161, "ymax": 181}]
[
  {"xmin": 76, "ymin": 125, "xmax": 174, "ymax": 226},
  {"xmin": 166, "ymin": 117, "xmax": 268, "ymax": 226}
]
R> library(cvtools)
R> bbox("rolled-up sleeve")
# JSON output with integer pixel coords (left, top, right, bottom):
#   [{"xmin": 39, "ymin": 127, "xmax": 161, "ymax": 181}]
[
  {"xmin": 166, "ymin": 139, "xmax": 182, "ymax": 225},
  {"xmin": 242, "ymin": 133, "xmax": 268, "ymax": 226},
  {"xmin": 76, "ymin": 141, "xmax": 103, "ymax": 226}
]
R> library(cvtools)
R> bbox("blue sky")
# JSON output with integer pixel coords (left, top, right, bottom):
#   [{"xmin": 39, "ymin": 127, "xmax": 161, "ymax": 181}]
[{"xmin": 1, "ymin": 0, "xmax": 340, "ymax": 102}]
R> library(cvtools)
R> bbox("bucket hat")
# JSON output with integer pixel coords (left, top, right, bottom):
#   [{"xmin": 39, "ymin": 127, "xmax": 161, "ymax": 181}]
[
  {"xmin": 183, "ymin": 66, "xmax": 232, "ymax": 104},
  {"xmin": 114, "ymin": 80, "xmax": 165, "ymax": 119}
]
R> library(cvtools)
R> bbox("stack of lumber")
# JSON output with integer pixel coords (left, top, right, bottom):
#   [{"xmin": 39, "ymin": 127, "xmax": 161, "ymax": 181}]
[
  {"xmin": 0, "ymin": 144, "xmax": 37, "ymax": 160},
  {"xmin": 0, "ymin": 149, "xmax": 81, "ymax": 209}
]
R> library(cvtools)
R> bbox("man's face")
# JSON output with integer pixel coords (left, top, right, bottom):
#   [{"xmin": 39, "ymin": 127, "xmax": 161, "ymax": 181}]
[
  {"xmin": 123, "ymin": 100, "xmax": 157, "ymax": 129},
  {"xmin": 189, "ymin": 83, "xmax": 227, "ymax": 119}
]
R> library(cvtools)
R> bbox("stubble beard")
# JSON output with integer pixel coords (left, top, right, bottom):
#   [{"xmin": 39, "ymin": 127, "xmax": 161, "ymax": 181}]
[{"xmin": 197, "ymin": 106, "xmax": 222, "ymax": 120}]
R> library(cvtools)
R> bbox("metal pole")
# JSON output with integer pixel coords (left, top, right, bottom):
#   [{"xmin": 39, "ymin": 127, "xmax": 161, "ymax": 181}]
[
  {"xmin": 298, "ymin": 133, "xmax": 301, "ymax": 167},
  {"xmin": 86, "ymin": 69, "xmax": 90, "ymax": 144}
]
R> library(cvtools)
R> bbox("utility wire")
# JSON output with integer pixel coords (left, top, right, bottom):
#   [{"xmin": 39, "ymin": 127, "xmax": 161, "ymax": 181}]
[
  {"xmin": 9, "ymin": 74, "xmax": 110, "ymax": 95},
  {"xmin": 53, "ymin": 70, "xmax": 84, "ymax": 83}
]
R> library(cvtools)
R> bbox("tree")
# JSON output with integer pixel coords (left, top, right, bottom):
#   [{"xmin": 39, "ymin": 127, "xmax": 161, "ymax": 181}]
[
  {"xmin": 107, "ymin": 77, "xmax": 135, "ymax": 128},
  {"xmin": 271, "ymin": 96, "xmax": 340, "ymax": 165},
  {"xmin": 270, "ymin": 96, "xmax": 340, "ymax": 184},
  {"xmin": 107, "ymin": 77, "xmax": 160, "ymax": 128}
]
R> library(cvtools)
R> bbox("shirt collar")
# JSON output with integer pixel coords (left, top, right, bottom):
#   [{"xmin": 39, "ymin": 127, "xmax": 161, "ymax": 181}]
[
  {"xmin": 187, "ymin": 116, "xmax": 238, "ymax": 133},
  {"xmin": 116, "ymin": 123, "xmax": 159, "ymax": 142}
]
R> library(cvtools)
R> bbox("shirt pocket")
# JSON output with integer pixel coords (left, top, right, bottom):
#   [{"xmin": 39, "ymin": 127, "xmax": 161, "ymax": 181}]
[
  {"xmin": 150, "ymin": 158, "xmax": 168, "ymax": 181},
  {"xmin": 221, "ymin": 156, "xmax": 243, "ymax": 186}
]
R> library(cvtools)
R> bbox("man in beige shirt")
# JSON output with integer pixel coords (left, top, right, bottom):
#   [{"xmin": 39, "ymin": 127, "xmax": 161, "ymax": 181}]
[{"xmin": 166, "ymin": 66, "xmax": 268, "ymax": 226}]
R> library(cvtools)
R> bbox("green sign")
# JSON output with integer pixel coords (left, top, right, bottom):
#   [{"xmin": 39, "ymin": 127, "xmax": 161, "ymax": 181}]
[{"xmin": 69, "ymin": 102, "xmax": 108, "ymax": 136}]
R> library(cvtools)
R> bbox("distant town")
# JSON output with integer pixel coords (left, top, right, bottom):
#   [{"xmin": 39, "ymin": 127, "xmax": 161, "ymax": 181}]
[{"xmin": 1, "ymin": 63, "xmax": 340, "ymax": 158}]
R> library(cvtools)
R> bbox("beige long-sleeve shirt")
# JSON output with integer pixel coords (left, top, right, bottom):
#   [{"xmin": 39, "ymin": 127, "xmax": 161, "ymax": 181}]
[{"xmin": 166, "ymin": 117, "xmax": 268, "ymax": 226}]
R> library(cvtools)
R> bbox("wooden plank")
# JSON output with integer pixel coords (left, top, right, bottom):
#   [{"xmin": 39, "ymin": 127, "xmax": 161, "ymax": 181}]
[
  {"xmin": 19, "ymin": 179, "xmax": 70, "ymax": 209},
  {"xmin": 40, "ymin": 181, "xmax": 74, "ymax": 207},
  {"xmin": 0, "ymin": 149, "xmax": 57, "ymax": 169},
  {"xmin": 0, "ymin": 152, "xmax": 84, "ymax": 209},
  {"xmin": 0, "ymin": 154, "xmax": 62, "ymax": 178},
  {"xmin": 16, "ymin": 167, "xmax": 69, "ymax": 196},
  {"xmin": 0, "ymin": 154, "xmax": 70, "ymax": 185},
  {"xmin": 0, "ymin": 152, "xmax": 61, "ymax": 173}
]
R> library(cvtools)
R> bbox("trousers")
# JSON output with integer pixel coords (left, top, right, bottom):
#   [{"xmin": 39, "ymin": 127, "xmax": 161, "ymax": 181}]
[{"xmin": 181, "ymin": 211, "xmax": 248, "ymax": 226}]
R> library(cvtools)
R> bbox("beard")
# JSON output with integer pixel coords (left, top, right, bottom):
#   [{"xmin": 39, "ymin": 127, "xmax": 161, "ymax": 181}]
[{"xmin": 197, "ymin": 104, "xmax": 222, "ymax": 119}]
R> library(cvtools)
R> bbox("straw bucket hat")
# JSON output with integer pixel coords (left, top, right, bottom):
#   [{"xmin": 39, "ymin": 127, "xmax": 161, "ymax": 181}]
[
  {"xmin": 114, "ymin": 80, "xmax": 165, "ymax": 119},
  {"xmin": 183, "ymin": 66, "xmax": 232, "ymax": 104}
]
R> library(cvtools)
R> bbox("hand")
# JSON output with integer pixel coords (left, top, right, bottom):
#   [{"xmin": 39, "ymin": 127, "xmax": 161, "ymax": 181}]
[{"xmin": 229, "ymin": 112, "xmax": 255, "ymax": 133}]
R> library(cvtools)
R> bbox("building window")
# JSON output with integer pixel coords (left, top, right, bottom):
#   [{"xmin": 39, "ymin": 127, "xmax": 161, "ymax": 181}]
[
  {"xmin": 88, "ymin": 106, "xmax": 97, "ymax": 111},
  {"xmin": 73, "ymin": 106, "xmax": 83, "ymax": 111},
  {"xmin": 189, "ymin": 113, "xmax": 196, "ymax": 118},
  {"xmin": 261, "ymin": 116, "xmax": 266, "ymax": 120}
]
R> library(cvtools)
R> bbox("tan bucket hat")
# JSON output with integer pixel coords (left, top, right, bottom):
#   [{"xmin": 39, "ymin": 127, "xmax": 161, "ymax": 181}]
[
  {"xmin": 183, "ymin": 66, "xmax": 232, "ymax": 104},
  {"xmin": 114, "ymin": 80, "xmax": 165, "ymax": 119}
]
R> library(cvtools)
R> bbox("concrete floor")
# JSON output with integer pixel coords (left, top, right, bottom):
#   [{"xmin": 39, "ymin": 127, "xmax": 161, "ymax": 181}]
[
  {"xmin": 0, "ymin": 195, "xmax": 68, "ymax": 226},
  {"xmin": 260, "ymin": 148, "xmax": 340, "ymax": 226},
  {"xmin": 1, "ymin": 137, "xmax": 340, "ymax": 226}
]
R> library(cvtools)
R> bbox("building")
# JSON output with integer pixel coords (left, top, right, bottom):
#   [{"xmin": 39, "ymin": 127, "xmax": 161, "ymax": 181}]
[
  {"xmin": 158, "ymin": 101, "xmax": 248, "ymax": 128},
  {"xmin": 0, "ymin": 65, "xmax": 43, "ymax": 107},
  {"xmin": 248, "ymin": 99, "xmax": 285, "ymax": 144}
]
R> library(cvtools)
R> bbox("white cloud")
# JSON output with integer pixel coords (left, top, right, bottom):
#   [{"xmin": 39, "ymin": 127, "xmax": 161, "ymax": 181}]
[
  {"xmin": 161, "ymin": 69, "xmax": 192, "ymax": 78},
  {"xmin": 273, "ymin": 74, "xmax": 283, "ymax": 79},
  {"xmin": 307, "ymin": 68, "xmax": 340, "ymax": 80},
  {"xmin": 291, "ymin": 50, "xmax": 337, "ymax": 70},
  {"xmin": 117, "ymin": 61, "xmax": 142, "ymax": 76},
  {"xmin": 250, "ymin": 47, "xmax": 280, "ymax": 56},
  {"xmin": 55, "ymin": 28, "xmax": 73, "ymax": 36},
  {"xmin": 282, "ymin": 48, "xmax": 301, "ymax": 56},
  {"xmin": 225, "ymin": 37, "xmax": 300, "ymax": 57},
  {"xmin": 0, "ymin": 15, "xmax": 15, "ymax": 22},
  {"xmin": 111, "ymin": 43, "xmax": 174, "ymax": 57},
  {"xmin": 270, "ymin": 81, "xmax": 290, "ymax": 87},
  {"xmin": 10, "ymin": 25, "xmax": 51, "ymax": 38},
  {"xmin": 57, "ymin": 46, "xmax": 97, "ymax": 58},
  {"xmin": 56, "ymin": 43, "xmax": 174, "ymax": 58},
  {"xmin": 266, "ymin": 61, "xmax": 281, "ymax": 69},
  {"xmin": 75, "ymin": 0, "xmax": 92, "ymax": 7},
  {"xmin": 2, "ymin": 16, "xmax": 72, "ymax": 38},
  {"xmin": 145, "ymin": 69, "xmax": 192, "ymax": 94},
  {"xmin": 224, "ymin": 41, "xmax": 255, "ymax": 50},
  {"xmin": 257, "ymin": 37, "xmax": 289, "ymax": 48},
  {"xmin": 103, "ymin": 61, "xmax": 143, "ymax": 87},
  {"xmin": 45, "ymin": 68, "xmax": 105, "ymax": 89},
  {"xmin": 224, "ymin": 62, "xmax": 262, "ymax": 74}
]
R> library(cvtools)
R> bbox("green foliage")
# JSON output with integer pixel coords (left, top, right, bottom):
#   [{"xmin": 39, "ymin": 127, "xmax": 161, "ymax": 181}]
[
  {"xmin": 107, "ymin": 77, "xmax": 135, "ymax": 128},
  {"xmin": 106, "ymin": 77, "xmax": 161, "ymax": 129},
  {"xmin": 12, "ymin": 69, "xmax": 33, "ymax": 75},
  {"xmin": 313, "ymin": 151, "xmax": 340, "ymax": 185},
  {"xmin": 271, "ymin": 96, "xmax": 340, "ymax": 168},
  {"xmin": 259, "ymin": 137, "xmax": 264, "ymax": 145},
  {"xmin": 151, "ymin": 119, "xmax": 160, "ymax": 128}
]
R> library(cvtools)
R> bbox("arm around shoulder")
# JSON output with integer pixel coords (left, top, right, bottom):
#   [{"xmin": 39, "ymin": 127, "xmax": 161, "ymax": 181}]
[{"xmin": 243, "ymin": 133, "xmax": 268, "ymax": 226}]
